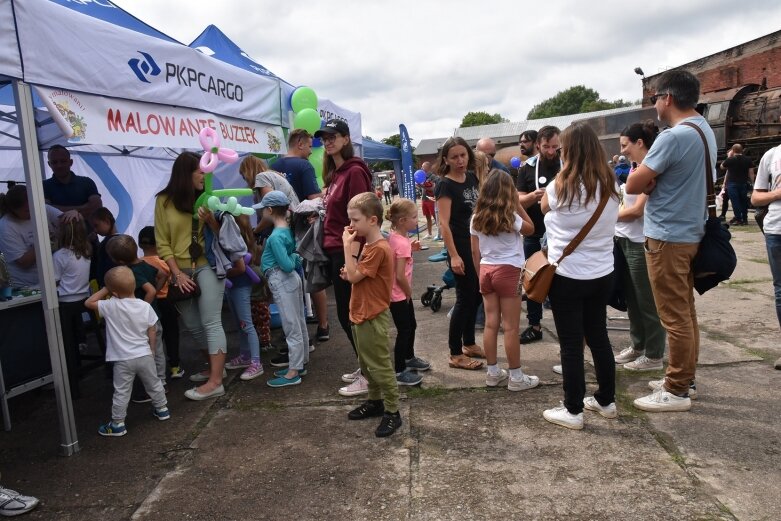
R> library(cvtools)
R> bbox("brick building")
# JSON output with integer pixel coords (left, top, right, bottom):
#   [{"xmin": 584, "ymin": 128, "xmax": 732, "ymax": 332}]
[{"xmin": 642, "ymin": 29, "xmax": 781, "ymax": 103}]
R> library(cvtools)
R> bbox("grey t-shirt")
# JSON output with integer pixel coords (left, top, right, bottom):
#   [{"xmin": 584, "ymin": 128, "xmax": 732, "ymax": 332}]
[
  {"xmin": 642, "ymin": 115, "xmax": 716, "ymax": 243},
  {"xmin": 254, "ymin": 171, "xmax": 300, "ymax": 209}
]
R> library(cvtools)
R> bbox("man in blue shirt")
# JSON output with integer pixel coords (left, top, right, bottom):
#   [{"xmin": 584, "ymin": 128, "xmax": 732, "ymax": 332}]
[
  {"xmin": 626, "ymin": 70, "xmax": 716, "ymax": 413},
  {"xmin": 270, "ymin": 129, "xmax": 322, "ymax": 203},
  {"xmin": 476, "ymin": 138, "xmax": 510, "ymax": 174},
  {"xmin": 43, "ymin": 145, "xmax": 102, "ymax": 220}
]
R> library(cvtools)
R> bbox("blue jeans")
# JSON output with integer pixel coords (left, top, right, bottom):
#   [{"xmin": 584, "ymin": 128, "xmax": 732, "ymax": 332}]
[
  {"xmin": 766, "ymin": 234, "xmax": 781, "ymax": 329},
  {"xmin": 726, "ymin": 182, "xmax": 748, "ymax": 222},
  {"xmin": 523, "ymin": 237, "xmax": 543, "ymax": 325},
  {"xmin": 267, "ymin": 268, "xmax": 309, "ymax": 371},
  {"xmin": 226, "ymin": 283, "xmax": 260, "ymax": 362}
]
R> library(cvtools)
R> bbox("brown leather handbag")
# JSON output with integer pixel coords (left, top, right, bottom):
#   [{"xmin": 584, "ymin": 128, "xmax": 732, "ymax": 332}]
[{"xmin": 521, "ymin": 193, "xmax": 610, "ymax": 303}]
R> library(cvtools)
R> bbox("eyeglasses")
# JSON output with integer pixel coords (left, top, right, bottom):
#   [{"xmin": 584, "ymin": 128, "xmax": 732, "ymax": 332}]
[
  {"xmin": 650, "ymin": 92, "xmax": 670, "ymax": 104},
  {"xmin": 322, "ymin": 134, "xmax": 340, "ymax": 144}
]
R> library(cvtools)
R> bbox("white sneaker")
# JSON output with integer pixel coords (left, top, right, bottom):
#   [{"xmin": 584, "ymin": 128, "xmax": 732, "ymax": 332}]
[
  {"xmin": 341, "ymin": 368, "xmax": 361, "ymax": 384},
  {"xmin": 648, "ymin": 378, "xmax": 697, "ymax": 400},
  {"xmin": 338, "ymin": 375, "xmax": 369, "ymax": 397},
  {"xmin": 189, "ymin": 368, "xmax": 227, "ymax": 382},
  {"xmin": 485, "ymin": 368, "xmax": 508, "ymax": 387},
  {"xmin": 0, "ymin": 486, "xmax": 39, "ymax": 517},
  {"xmin": 423, "ymin": 234, "xmax": 432, "ymax": 239},
  {"xmin": 624, "ymin": 355, "xmax": 663, "ymax": 371},
  {"xmin": 508, "ymin": 373, "xmax": 540, "ymax": 391},
  {"xmin": 583, "ymin": 397, "xmax": 618, "ymax": 419},
  {"xmin": 614, "ymin": 347, "xmax": 643, "ymax": 364},
  {"xmin": 634, "ymin": 388, "xmax": 691, "ymax": 412},
  {"xmin": 543, "ymin": 402, "xmax": 584, "ymax": 430},
  {"xmin": 552, "ymin": 364, "xmax": 563, "ymax": 375}
]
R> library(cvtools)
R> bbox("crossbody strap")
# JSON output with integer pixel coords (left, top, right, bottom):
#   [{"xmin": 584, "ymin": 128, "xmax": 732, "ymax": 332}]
[
  {"xmin": 189, "ymin": 217, "xmax": 201, "ymax": 270},
  {"xmin": 553, "ymin": 189, "xmax": 610, "ymax": 265},
  {"xmin": 680, "ymin": 122, "xmax": 717, "ymax": 218}
]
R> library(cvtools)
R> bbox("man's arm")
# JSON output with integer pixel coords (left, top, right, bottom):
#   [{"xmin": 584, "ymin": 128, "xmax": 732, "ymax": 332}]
[
  {"xmin": 625, "ymin": 163, "xmax": 658, "ymax": 195},
  {"xmin": 50, "ymin": 194, "xmax": 102, "ymax": 218}
]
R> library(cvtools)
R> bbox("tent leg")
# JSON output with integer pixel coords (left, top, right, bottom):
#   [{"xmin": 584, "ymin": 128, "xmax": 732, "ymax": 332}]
[{"xmin": 13, "ymin": 80, "xmax": 80, "ymax": 457}]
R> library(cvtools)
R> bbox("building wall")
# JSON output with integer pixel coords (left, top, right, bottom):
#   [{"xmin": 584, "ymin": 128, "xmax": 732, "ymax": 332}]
[{"xmin": 643, "ymin": 30, "xmax": 781, "ymax": 104}]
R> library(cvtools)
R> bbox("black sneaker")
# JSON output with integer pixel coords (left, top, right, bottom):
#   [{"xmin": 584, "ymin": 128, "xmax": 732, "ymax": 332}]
[
  {"xmin": 270, "ymin": 353, "xmax": 289, "ymax": 368},
  {"xmin": 375, "ymin": 412, "xmax": 402, "ymax": 437},
  {"xmin": 131, "ymin": 393, "xmax": 151, "ymax": 404},
  {"xmin": 306, "ymin": 315, "xmax": 319, "ymax": 324},
  {"xmin": 348, "ymin": 400, "xmax": 384, "ymax": 420},
  {"xmin": 520, "ymin": 325, "xmax": 543, "ymax": 343},
  {"xmin": 317, "ymin": 325, "xmax": 330, "ymax": 342}
]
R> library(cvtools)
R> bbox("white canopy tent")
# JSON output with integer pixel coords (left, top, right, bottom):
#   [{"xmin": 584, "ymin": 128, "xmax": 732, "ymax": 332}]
[{"xmin": 0, "ymin": 0, "xmax": 288, "ymax": 455}]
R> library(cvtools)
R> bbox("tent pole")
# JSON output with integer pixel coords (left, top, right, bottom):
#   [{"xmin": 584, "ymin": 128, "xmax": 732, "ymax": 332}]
[{"xmin": 12, "ymin": 80, "xmax": 80, "ymax": 457}]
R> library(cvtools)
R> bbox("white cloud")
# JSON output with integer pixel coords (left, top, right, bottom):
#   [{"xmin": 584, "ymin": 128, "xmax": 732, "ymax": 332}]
[{"xmin": 115, "ymin": 0, "xmax": 781, "ymax": 144}]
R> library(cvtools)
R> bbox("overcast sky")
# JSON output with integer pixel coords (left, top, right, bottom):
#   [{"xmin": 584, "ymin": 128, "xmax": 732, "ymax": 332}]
[{"xmin": 116, "ymin": 0, "xmax": 781, "ymax": 144}]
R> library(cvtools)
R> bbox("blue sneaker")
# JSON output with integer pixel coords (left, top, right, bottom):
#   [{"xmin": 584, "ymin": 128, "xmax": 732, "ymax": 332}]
[
  {"xmin": 98, "ymin": 421, "xmax": 127, "ymax": 437},
  {"xmin": 273, "ymin": 368, "xmax": 307, "ymax": 378},
  {"xmin": 405, "ymin": 357, "xmax": 431, "ymax": 372},
  {"xmin": 266, "ymin": 374, "xmax": 301, "ymax": 388},
  {"xmin": 152, "ymin": 407, "xmax": 170, "ymax": 421}
]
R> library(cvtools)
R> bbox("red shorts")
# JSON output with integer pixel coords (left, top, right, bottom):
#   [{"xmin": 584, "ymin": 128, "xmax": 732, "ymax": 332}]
[
  {"xmin": 422, "ymin": 199, "xmax": 435, "ymax": 217},
  {"xmin": 479, "ymin": 264, "xmax": 521, "ymax": 298}
]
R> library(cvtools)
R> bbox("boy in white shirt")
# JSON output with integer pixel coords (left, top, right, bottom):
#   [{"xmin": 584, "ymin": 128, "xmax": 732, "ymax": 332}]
[{"xmin": 85, "ymin": 266, "xmax": 169, "ymax": 437}]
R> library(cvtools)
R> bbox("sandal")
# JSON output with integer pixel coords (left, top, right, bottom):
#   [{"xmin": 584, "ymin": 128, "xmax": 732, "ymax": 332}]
[
  {"xmin": 449, "ymin": 355, "xmax": 484, "ymax": 370},
  {"xmin": 462, "ymin": 344, "xmax": 486, "ymax": 358}
]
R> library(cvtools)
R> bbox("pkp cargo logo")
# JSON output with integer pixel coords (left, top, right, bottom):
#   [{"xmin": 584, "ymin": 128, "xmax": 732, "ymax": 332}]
[{"xmin": 128, "ymin": 51, "xmax": 161, "ymax": 83}]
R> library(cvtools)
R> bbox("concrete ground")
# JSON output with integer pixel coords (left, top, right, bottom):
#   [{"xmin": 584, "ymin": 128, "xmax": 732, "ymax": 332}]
[{"xmin": 1, "ymin": 216, "xmax": 779, "ymax": 520}]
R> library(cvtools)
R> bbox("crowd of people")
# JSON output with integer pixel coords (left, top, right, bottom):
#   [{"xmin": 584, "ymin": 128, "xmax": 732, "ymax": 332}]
[{"xmin": 1, "ymin": 70, "xmax": 780, "ymax": 447}]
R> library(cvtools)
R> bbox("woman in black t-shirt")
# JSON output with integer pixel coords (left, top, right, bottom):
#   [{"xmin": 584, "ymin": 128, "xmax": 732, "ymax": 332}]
[{"xmin": 434, "ymin": 137, "xmax": 485, "ymax": 370}]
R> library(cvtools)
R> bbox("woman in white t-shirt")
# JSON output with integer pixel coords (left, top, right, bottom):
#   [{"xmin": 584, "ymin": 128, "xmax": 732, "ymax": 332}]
[
  {"xmin": 613, "ymin": 122, "xmax": 667, "ymax": 372},
  {"xmin": 540, "ymin": 123, "xmax": 620, "ymax": 430},
  {"xmin": 470, "ymin": 170, "xmax": 539, "ymax": 391}
]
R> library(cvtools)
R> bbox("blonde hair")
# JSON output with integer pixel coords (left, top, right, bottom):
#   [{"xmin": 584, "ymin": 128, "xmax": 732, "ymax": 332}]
[
  {"xmin": 472, "ymin": 170, "xmax": 518, "ymax": 236},
  {"xmin": 239, "ymin": 155, "xmax": 269, "ymax": 187},
  {"xmin": 104, "ymin": 266, "xmax": 135, "ymax": 297},
  {"xmin": 385, "ymin": 198, "xmax": 416, "ymax": 230},
  {"xmin": 473, "ymin": 150, "xmax": 490, "ymax": 186},
  {"xmin": 57, "ymin": 219, "xmax": 92, "ymax": 259},
  {"xmin": 556, "ymin": 124, "xmax": 619, "ymax": 209},
  {"xmin": 348, "ymin": 192, "xmax": 383, "ymax": 225}
]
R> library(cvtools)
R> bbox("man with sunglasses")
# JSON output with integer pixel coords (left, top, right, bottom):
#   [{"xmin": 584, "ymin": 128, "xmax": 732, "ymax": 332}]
[
  {"xmin": 626, "ymin": 70, "xmax": 716, "ymax": 413},
  {"xmin": 475, "ymin": 137, "xmax": 510, "ymax": 174},
  {"xmin": 516, "ymin": 125, "xmax": 561, "ymax": 343}
]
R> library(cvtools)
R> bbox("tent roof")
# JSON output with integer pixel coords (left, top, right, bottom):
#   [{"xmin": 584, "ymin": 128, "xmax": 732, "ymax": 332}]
[
  {"xmin": 52, "ymin": 0, "xmax": 180, "ymax": 43},
  {"xmin": 362, "ymin": 139, "xmax": 401, "ymax": 162}
]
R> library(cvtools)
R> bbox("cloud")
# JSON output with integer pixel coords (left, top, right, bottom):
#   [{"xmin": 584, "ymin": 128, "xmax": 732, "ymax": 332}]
[{"xmin": 116, "ymin": 0, "xmax": 781, "ymax": 144}]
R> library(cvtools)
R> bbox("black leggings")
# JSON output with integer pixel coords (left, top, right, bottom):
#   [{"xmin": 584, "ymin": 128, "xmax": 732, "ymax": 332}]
[
  {"xmin": 389, "ymin": 299, "xmax": 416, "ymax": 372},
  {"xmin": 549, "ymin": 272, "xmax": 616, "ymax": 414},
  {"xmin": 157, "ymin": 298, "xmax": 180, "ymax": 367},
  {"xmin": 448, "ymin": 244, "xmax": 480, "ymax": 356},
  {"xmin": 327, "ymin": 249, "xmax": 356, "ymax": 353}
]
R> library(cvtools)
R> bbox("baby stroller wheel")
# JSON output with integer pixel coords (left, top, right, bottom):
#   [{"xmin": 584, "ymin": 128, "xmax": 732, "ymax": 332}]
[
  {"xmin": 430, "ymin": 293, "xmax": 442, "ymax": 312},
  {"xmin": 421, "ymin": 288, "xmax": 434, "ymax": 307}
]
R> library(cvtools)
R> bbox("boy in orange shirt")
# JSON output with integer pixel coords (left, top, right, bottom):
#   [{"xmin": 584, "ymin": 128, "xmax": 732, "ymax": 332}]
[{"xmin": 340, "ymin": 192, "xmax": 401, "ymax": 437}]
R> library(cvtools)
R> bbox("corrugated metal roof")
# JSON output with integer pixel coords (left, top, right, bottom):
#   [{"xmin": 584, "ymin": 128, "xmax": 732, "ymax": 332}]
[{"xmin": 413, "ymin": 137, "xmax": 451, "ymax": 156}]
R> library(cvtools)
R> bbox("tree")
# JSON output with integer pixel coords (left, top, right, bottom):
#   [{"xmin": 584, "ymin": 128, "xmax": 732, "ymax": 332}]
[
  {"xmin": 526, "ymin": 85, "xmax": 634, "ymax": 120},
  {"xmin": 460, "ymin": 111, "xmax": 508, "ymax": 128}
]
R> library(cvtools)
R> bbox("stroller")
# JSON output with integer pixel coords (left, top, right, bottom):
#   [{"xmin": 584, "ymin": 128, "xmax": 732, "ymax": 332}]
[{"xmin": 420, "ymin": 248, "xmax": 455, "ymax": 312}]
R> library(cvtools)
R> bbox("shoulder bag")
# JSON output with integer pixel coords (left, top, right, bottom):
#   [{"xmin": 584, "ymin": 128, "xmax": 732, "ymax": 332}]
[
  {"xmin": 521, "ymin": 192, "xmax": 610, "ymax": 303},
  {"xmin": 167, "ymin": 217, "xmax": 203, "ymax": 302},
  {"xmin": 680, "ymin": 122, "xmax": 737, "ymax": 294}
]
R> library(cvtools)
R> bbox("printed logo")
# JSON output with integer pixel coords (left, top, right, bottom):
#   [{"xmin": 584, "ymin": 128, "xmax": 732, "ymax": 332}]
[
  {"xmin": 128, "ymin": 51, "xmax": 161, "ymax": 83},
  {"xmin": 47, "ymin": 90, "xmax": 88, "ymax": 143}
]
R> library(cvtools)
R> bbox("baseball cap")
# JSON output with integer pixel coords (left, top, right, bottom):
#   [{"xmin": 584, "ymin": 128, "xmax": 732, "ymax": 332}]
[
  {"xmin": 314, "ymin": 119, "xmax": 350, "ymax": 138},
  {"xmin": 252, "ymin": 190, "xmax": 290, "ymax": 210}
]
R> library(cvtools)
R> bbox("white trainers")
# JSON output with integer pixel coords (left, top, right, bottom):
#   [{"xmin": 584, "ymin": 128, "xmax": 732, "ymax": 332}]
[
  {"xmin": 341, "ymin": 368, "xmax": 361, "ymax": 384},
  {"xmin": 614, "ymin": 347, "xmax": 643, "ymax": 364},
  {"xmin": 543, "ymin": 402, "xmax": 584, "ymax": 430},
  {"xmin": 485, "ymin": 368, "xmax": 508, "ymax": 387},
  {"xmin": 508, "ymin": 373, "xmax": 540, "ymax": 391},
  {"xmin": 633, "ymin": 388, "xmax": 691, "ymax": 412},
  {"xmin": 552, "ymin": 364, "xmax": 563, "ymax": 375},
  {"xmin": 624, "ymin": 355, "xmax": 663, "ymax": 371},
  {"xmin": 648, "ymin": 378, "xmax": 697, "ymax": 400},
  {"xmin": 338, "ymin": 375, "xmax": 369, "ymax": 397},
  {"xmin": 0, "ymin": 486, "xmax": 39, "ymax": 517},
  {"xmin": 583, "ymin": 397, "xmax": 618, "ymax": 418}
]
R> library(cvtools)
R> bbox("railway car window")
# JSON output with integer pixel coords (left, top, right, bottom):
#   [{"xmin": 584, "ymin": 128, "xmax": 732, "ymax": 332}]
[{"xmin": 706, "ymin": 102, "xmax": 724, "ymax": 122}]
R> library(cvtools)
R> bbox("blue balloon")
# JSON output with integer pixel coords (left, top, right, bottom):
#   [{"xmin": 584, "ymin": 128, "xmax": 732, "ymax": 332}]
[
  {"xmin": 312, "ymin": 137, "xmax": 322, "ymax": 148},
  {"xmin": 510, "ymin": 156, "xmax": 521, "ymax": 168},
  {"xmin": 414, "ymin": 169, "xmax": 427, "ymax": 184}
]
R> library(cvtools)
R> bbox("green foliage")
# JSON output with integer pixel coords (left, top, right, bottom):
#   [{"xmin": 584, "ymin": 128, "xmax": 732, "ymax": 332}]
[
  {"xmin": 460, "ymin": 111, "xmax": 508, "ymax": 128},
  {"xmin": 527, "ymin": 85, "xmax": 634, "ymax": 119}
]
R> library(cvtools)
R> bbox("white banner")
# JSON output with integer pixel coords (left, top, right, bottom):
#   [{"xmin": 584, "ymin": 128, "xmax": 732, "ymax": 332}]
[
  {"xmin": 15, "ymin": 0, "xmax": 281, "ymax": 124},
  {"xmin": 0, "ymin": 0, "xmax": 22, "ymax": 79},
  {"xmin": 318, "ymin": 98, "xmax": 363, "ymax": 145},
  {"xmin": 34, "ymin": 86, "xmax": 287, "ymax": 155}
]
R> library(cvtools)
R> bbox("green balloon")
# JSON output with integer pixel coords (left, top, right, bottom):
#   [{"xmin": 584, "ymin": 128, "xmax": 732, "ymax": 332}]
[
  {"xmin": 294, "ymin": 108, "xmax": 321, "ymax": 135},
  {"xmin": 291, "ymin": 86, "xmax": 318, "ymax": 113},
  {"xmin": 308, "ymin": 147, "xmax": 324, "ymax": 188}
]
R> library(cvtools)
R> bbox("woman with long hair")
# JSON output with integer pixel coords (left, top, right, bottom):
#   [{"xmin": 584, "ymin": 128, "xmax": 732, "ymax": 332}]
[
  {"xmin": 155, "ymin": 151, "xmax": 227, "ymax": 401},
  {"xmin": 613, "ymin": 121, "xmax": 667, "ymax": 371},
  {"xmin": 314, "ymin": 119, "xmax": 373, "ymax": 396},
  {"xmin": 435, "ymin": 136, "xmax": 485, "ymax": 370},
  {"xmin": 540, "ymin": 124, "xmax": 620, "ymax": 430}
]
